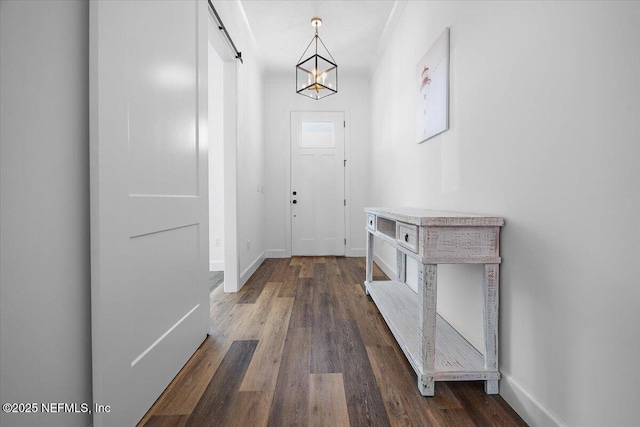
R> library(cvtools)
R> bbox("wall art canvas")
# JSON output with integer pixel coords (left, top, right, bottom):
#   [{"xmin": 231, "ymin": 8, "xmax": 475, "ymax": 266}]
[{"xmin": 416, "ymin": 27, "xmax": 449, "ymax": 143}]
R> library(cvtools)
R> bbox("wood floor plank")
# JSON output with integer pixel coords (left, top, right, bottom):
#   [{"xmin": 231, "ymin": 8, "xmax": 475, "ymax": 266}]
[
  {"xmin": 310, "ymin": 263, "xmax": 341, "ymax": 373},
  {"xmin": 268, "ymin": 258, "xmax": 289, "ymax": 282},
  {"xmin": 428, "ymin": 381, "xmax": 465, "ymax": 411},
  {"xmin": 211, "ymin": 300, "xmax": 252, "ymax": 341},
  {"xmin": 309, "ymin": 373, "xmax": 350, "ymax": 427},
  {"xmin": 366, "ymin": 345, "xmax": 464, "ymax": 427},
  {"xmin": 236, "ymin": 281, "xmax": 264, "ymax": 305},
  {"xmin": 345, "ymin": 282, "xmax": 395, "ymax": 348},
  {"xmin": 328, "ymin": 274, "xmax": 353, "ymax": 322},
  {"xmin": 353, "ymin": 258, "xmax": 389, "ymax": 289},
  {"xmin": 366, "ymin": 344, "xmax": 425, "ymax": 425},
  {"xmin": 209, "ymin": 285, "xmax": 242, "ymax": 324},
  {"xmin": 267, "ymin": 327, "xmax": 311, "ymax": 426},
  {"xmin": 312, "ymin": 261, "xmax": 328, "ymax": 288},
  {"xmin": 337, "ymin": 319, "xmax": 391, "ymax": 427},
  {"xmin": 325, "ymin": 256, "xmax": 341, "ymax": 276},
  {"xmin": 278, "ymin": 264, "xmax": 301, "ymax": 298},
  {"xmin": 448, "ymin": 381, "xmax": 528, "ymax": 427},
  {"xmin": 288, "ymin": 277, "xmax": 313, "ymax": 329},
  {"xmin": 310, "ymin": 321, "xmax": 341, "ymax": 374},
  {"xmin": 299, "ymin": 257, "xmax": 314, "ymax": 278},
  {"xmin": 217, "ymin": 391, "xmax": 273, "ymax": 427},
  {"xmin": 240, "ymin": 297, "xmax": 294, "ymax": 391},
  {"xmin": 311, "ymin": 263, "xmax": 334, "ymax": 327},
  {"xmin": 310, "ymin": 273, "xmax": 335, "ymax": 322},
  {"xmin": 232, "ymin": 282, "xmax": 281, "ymax": 340},
  {"xmin": 238, "ymin": 259, "xmax": 277, "ymax": 304},
  {"xmin": 495, "ymin": 393, "xmax": 530, "ymax": 426},
  {"xmin": 150, "ymin": 337, "xmax": 227, "ymax": 416},
  {"xmin": 224, "ymin": 303, "xmax": 259, "ymax": 341},
  {"xmin": 337, "ymin": 257, "xmax": 359, "ymax": 285},
  {"xmin": 347, "ymin": 256, "xmax": 367, "ymax": 286},
  {"xmin": 185, "ymin": 340, "xmax": 258, "ymax": 427},
  {"xmin": 373, "ymin": 261, "xmax": 387, "ymax": 280},
  {"xmin": 140, "ymin": 415, "xmax": 188, "ymax": 427},
  {"xmin": 433, "ymin": 409, "xmax": 479, "ymax": 427}
]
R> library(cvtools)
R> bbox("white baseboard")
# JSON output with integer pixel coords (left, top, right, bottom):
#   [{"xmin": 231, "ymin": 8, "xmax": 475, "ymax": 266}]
[
  {"xmin": 264, "ymin": 249, "xmax": 366, "ymax": 258},
  {"xmin": 209, "ymin": 260, "xmax": 224, "ymax": 271},
  {"xmin": 239, "ymin": 251, "xmax": 266, "ymax": 288},
  {"xmin": 347, "ymin": 247, "xmax": 366, "ymax": 257},
  {"xmin": 373, "ymin": 252, "xmax": 396, "ymax": 279},
  {"xmin": 500, "ymin": 369, "xmax": 567, "ymax": 427},
  {"xmin": 265, "ymin": 249, "xmax": 288, "ymax": 258}
]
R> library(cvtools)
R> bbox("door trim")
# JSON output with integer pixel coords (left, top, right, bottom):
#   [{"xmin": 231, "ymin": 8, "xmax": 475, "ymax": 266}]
[
  {"xmin": 286, "ymin": 110, "xmax": 350, "ymax": 257},
  {"xmin": 207, "ymin": 11, "xmax": 240, "ymax": 292}
]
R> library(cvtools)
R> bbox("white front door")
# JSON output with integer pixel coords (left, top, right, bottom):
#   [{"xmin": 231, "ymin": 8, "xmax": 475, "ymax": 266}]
[
  {"xmin": 291, "ymin": 112, "xmax": 345, "ymax": 256},
  {"xmin": 90, "ymin": 1, "xmax": 209, "ymax": 426}
]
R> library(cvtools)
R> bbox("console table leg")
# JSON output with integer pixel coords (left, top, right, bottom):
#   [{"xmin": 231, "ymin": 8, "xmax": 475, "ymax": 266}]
[
  {"xmin": 483, "ymin": 263, "xmax": 500, "ymax": 394},
  {"xmin": 418, "ymin": 375, "xmax": 434, "ymax": 396},
  {"xmin": 418, "ymin": 263, "xmax": 437, "ymax": 395},
  {"xmin": 365, "ymin": 231, "xmax": 374, "ymax": 295},
  {"xmin": 396, "ymin": 249, "xmax": 406, "ymax": 283},
  {"xmin": 485, "ymin": 380, "xmax": 499, "ymax": 394}
]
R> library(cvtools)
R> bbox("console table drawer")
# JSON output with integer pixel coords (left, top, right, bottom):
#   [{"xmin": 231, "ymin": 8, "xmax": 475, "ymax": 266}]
[
  {"xmin": 396, "ymin": 221, "xmax": 418, "ymax": 253},
  {"xmin": 426, "ymin": 226, "xmax": 500, "ymax": 262},
  {"xmin": 367, "ymin": 213, "xmax": 376, "ymax": 231}
]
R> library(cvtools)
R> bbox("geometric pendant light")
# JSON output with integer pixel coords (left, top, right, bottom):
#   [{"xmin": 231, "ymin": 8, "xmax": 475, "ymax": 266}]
[{"xmin": 296, "ymin": 18, "xmax": 338, "ymax": 100}]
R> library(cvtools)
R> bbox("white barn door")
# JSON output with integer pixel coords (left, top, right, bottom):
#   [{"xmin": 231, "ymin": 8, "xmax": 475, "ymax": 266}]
[
  {"xmin": 89, "ymin": 1, "xmax": 209, "ymax": 426},
  {"xmin": 291, "ymin": 112, "xmax": 345, "ymax": 256}
]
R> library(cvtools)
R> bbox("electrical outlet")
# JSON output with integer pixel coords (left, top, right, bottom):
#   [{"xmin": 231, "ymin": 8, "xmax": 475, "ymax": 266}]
[
  {"xmin": 214, "ymin": 238, "xmax": 220, "ymax": 247},
  {"xmin": 247, "ymin": 240, "xmax": 250, "ymax": 251}
]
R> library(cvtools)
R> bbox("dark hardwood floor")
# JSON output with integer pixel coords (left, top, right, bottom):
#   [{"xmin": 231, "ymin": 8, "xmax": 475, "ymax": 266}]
[{"xmin": 138, "ymin": 257, "xmax": 527, "ymax": 427}]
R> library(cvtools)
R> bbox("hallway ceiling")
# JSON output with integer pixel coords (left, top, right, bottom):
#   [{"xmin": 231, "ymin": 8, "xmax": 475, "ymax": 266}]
[{"xmin": 238, "ymin": 0, "xmax": 403, "ymax": 80}]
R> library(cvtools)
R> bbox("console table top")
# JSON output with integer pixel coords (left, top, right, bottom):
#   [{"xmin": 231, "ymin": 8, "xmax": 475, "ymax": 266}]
[{"xmin": 365, "ymin": 207, "xmax": 504, "ymax": 227}]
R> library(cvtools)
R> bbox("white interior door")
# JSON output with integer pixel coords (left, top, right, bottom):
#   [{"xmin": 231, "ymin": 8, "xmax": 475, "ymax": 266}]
[
  {"xmin": 90, "ymin": 1, "xmax": 209, "ymax": 426},
  {"xmin": 291, "ymin": 111, "xmax": 345, "ymax": 256}
]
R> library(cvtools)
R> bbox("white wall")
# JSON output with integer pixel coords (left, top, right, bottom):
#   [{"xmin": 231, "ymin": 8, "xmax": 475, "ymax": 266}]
[
  {"xmin": 235, "ymin": 56, "xmax": 266, "ymax": 284},
  {"xmin": 208, "ymin": 42, "xmax": 225, "ymax": 271},
  {"xmin": 370, "ymin": 1, "xmax": 640, "ymax": 426},
  {"xmin": 212, "ymin": 1, "xmax": 266, "ymax": 287},
  {"xmin": 0, "ymin": 1, "xmax": 92, "ymax": 427},
  {"xmin": 264, "ymin": 80, "xmax": 370, "ymax": 258}
]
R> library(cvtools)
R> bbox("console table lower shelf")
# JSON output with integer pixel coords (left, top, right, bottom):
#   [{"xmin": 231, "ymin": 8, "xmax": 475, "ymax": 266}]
[{"xmin": 366, "ymin": 280, "xmax": 500, "ymax": 390}]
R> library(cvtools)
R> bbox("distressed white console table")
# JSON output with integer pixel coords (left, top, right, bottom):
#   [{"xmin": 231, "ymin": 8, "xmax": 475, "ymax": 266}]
[{"xmin": 364, "ymin": 207, "xmax": 504, "ymax": 396}]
